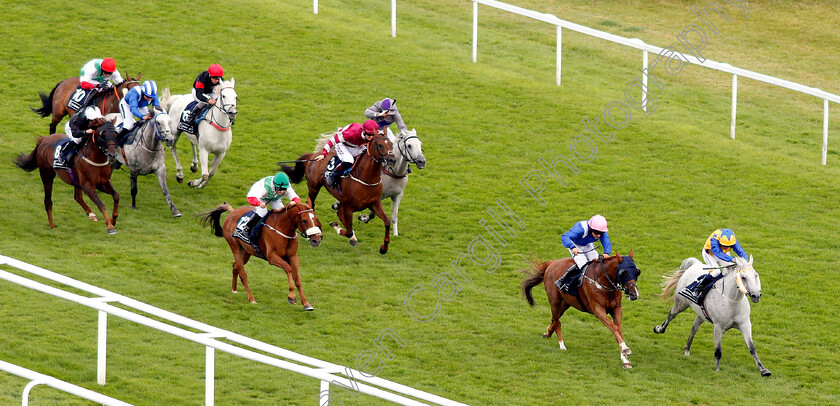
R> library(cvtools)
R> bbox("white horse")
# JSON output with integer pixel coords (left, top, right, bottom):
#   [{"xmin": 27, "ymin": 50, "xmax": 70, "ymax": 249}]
[
  {"xmin": 357, "ymin": 128, "xmax": 426, "ymax": 236},
  {"xmin": 106, "ymin": 111, "xmax": 180, "ymax": 217},
  {"xmin": 654, "ymin": 256, "xmax": 771, "ymax": 376},
  {"xmin": 161, "ymin": 79, "xmax": 237, "ymax": 188}
]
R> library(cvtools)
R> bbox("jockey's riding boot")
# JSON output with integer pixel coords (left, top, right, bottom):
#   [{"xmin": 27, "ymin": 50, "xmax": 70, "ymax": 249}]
[
  {"xmin": 555, "ymin": 264, "xmax": 579, "ymax": 291},
  {"xmin": 678, "ymin": 274, "xmax": 712, "ymax": 304},
  {"xmin": 194, "ymin": 106, "xmax": 208, "ymax": 124},
  {"xmin": 246, "ymin": 214, "xmax": 264, "ymax": 243}
]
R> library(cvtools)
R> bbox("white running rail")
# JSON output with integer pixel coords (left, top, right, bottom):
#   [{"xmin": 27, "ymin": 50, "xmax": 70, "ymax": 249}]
[
  {"xmin": 0, "ymin": 359, "xmax": 133, "ymax": 406},
  {"xmin": 470, "ymin": 0, "xmax": 838, "ymax": 164},
  {"xmin": 0, "ymin": 255, "xmax": 468, "ymax": 406}
]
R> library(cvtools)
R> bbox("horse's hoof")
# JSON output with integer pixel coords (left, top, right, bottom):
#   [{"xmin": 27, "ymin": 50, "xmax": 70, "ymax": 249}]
[
  {"xmin": 88, "ymin": 213, "xmax": 98, "ymax": 222},
  {"xmin": 654, "ymin": 325, "xmax": 664, "ymax": 334},
  {"xmin": 379, "ymin": 245, "xmax": 388, "ymax": 255},
  {"xmin": 359, "ymin": 214, "xmax": 369, "ymax": 223},
  {"xmin": 303, "ymin": 304, "xmax": 314, "ymax": 311},
  {"xmin": 176, "ymin": 175, "xmax": 184, "ymax": 184},
  {"xmin": 287, "ymin": 297, "xmax": 297, "ymax": 305},
  {"xmin": 349, "ymin": 239, "xmax": 358, "ymax": 247},
  {"xmin": 558, "ymin": 341, "xmax": 567, "ymax": 350},
  {"xmin": 232, "ymin": 290, "xmax": 238, "ymax": 293},
  {"xmin": 622, "ymin": 348, "xmax": 633, "ymax": 356},
  {"xmin": 331, "ymin": 202, "xmax": 339, "ymax": 210},
  {"xmin": 190, "ymin": 164, "xmax": 198, "ymax": 173},
  {"xmin": 623, "ymin": 363, "xmax": 633, "ymax": 369},
  {"xmin": 541, "ymin": 333, "xmax": 550, "ymax": 338},
  {"xmin": 684, "ymin": 350, "xmax": 691, "ymax": 356},
  {"xmin": 249, "ymin": 300, "xmax": 257, "ymax": 304},
  {"xmin": 760, "ymin": 369, "xmax": 771, "ymax": 377},
  {"xmin": 173, "ymin": 211, "xmax": 182, "ymax": 218},
  {"xmin": 107, "ymin": 228, "xmax": 117, "ymax": 235}
]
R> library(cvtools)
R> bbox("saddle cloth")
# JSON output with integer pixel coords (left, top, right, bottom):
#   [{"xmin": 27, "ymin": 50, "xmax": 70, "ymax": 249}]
[{"xmin": 177, "ymin": 101, "xmax": 199, "ymax": 134}]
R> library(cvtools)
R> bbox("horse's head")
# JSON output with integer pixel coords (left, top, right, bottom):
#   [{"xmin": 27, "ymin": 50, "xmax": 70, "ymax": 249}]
[
  {"xmin": 117, "ymin": 74, "xmax": 142, "ymax": 96},
  {"xmin": 397, "ymin": 128, "xmax": 426, "ymax": 169},
  {"xmin": 93, "ymin": 121, "xmax": 119, "ymax": 162},
  {"xmin": 614, "ymin": 250, "xmax": 641, "ymax": 300},
  {"xmin": 733, "ymin": 255, "xmax": 761, "ymax": 303},
  {"xmin": 293, "ymin": 202, "xmax": 322, "ymax": 247},
  {"xmin": 371, "ymin": 134, "xmax": 397, "ymax": 167},
  {"xmin": 153, "ymin": 112, "xmax": 176, "ymax": 147},
  {"xmin": 214, "ymin": 78, "xmax": 238, "ymax": 123}
]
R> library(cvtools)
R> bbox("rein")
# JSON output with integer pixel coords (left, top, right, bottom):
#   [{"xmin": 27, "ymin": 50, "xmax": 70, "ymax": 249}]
[
  {"xmin": 79, "ymin": 129, "xmax": 111, "ymax": 167},
  {"xmin": 583, "ymin": 259, "xmax": 623, "ymax": 291},
  {"xmin": 349, "ymin": 139, "xmax": 386, "ymax": 187},
  {"xmin": 206, "ymin": 86, "xmax": 236, "ymax": 131}
]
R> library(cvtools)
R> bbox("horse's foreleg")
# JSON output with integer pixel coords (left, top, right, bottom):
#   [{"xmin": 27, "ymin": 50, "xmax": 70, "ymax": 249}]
[
  {"xmin": 329, "ymin": 205, "xmax": 358, "ymax": 246},
  {"xmin": 49, "ymin": 113, "xmax": 61, "ymax": 135},
  {"xmin": 684, "ymin": 315, "xmax": 705, "ymax": 356},
  {"xmin": 190, "ymin": 142, "xmax": 199, "ymax": 173},
  {"xmin": 231, "ymin": 249, "xmax": 255, "ymax": 303},
  {"xmin": 130, "ymin": 173, "xmax": 139, "ymax": 209},
  {"xmin": 612, "ymin": 306, "xmax": 631, "ymax": 355},
  {"xmin": 737, "ymin": 321, "xmax": 771, "ymax": 376},
  {"xmin": 266, "ymin": 251, "xmax": 296, "ymax": 301},
  {"xmin": 207, "ymin": 151, "xmax": 226, "ymax": 179},
  {"xmin": 591, "ymin": 306, "xmax": 632, "ymax": 368},
  {"xmin": 545, "ymin": 300, "xmax": 570, "ymax": 350},
  {"xmin": 81, "ymin": 184, "xmax": 115, "ymax": 234},
  {"xmin": 369, "ymin": 201, "xmax": 391, "ymax": 254},
  {"xmin": 154, "ymin": 166, "xmax": 181, "ymax": 217},
  {"xmin": 713, "ymin": 323, "xmax": 725, "ymax": 372},
  {"xmin": 98, "ymin": 181, "xmax": 120, "ymax": 228},
  {"xmin": 169, "ymin": 136, "xmax": 184, "ymax": 183},
  {"xmin": 654, "ymin": 296, "xmax": 690, "ymax": 335},
  {"xmin": 391, "ymin": 191, "xmax": 404, "ymax": 236},
  {"xmin": 39, "ymin": 168, "xmax": 56, "ymax": 228},
  {"xmin": 73, "ymin": 186, "xmax": 96, "ymax": 221},
  {"xmin": 288, "ymin": 255, "xmax": 313, "ymax": 311}
]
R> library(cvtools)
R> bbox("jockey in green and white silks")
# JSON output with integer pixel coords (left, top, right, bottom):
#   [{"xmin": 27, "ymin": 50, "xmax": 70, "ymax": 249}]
[
  {"xmin": 679, "ymin": 228, "xmax": 750, "ymax": 304},
  {"xmin": 80, "ymin": 58, "xmax": 124, "ymax": 91},
  {"xmin": 242, "ymin": 173, "xmax": 301, "ymax": 240}
]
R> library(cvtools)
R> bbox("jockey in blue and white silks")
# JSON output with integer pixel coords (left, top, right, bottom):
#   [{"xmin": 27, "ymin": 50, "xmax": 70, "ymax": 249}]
[
  {"xmin": 679, "ymin": 228, "xmax": 750, "ymax": 304},
  {"xmin": 117, "ymin": 81, "xmax": 162, "ymax": 136},
  {"xmin": 561, "ymin": 215, "xmax": 612, "ymax": 269}
]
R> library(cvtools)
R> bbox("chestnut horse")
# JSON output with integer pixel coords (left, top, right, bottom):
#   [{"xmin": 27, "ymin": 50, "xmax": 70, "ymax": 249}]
[
  {"xmin": 521, "ymin": 251, "xmax": 641, "ymax": 368},
  {"xmin": 199, "ymin": 202, "xmax": 323, "ymax": 310},
  {"xmin": 14, "ymin": 122, "xmax": 120, "ymax": 234},
  {"xmin": 280, "ymin": 133, "xmax": 396, "ymax": 254},
  {"xmin": 32, "ymin": 74, "xmax": 141, "ymax": 134}
]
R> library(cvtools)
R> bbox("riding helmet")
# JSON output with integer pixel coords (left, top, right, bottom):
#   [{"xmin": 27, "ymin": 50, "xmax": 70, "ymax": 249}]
[
  {"xmin": 362, "ymin": 120, "xmax": 379, "ymax": 135},
  {"xmin": 588, "ymin": 215, "xmax": 608, "ymax": 233},
  {"xmin": 718, "ymin": 229, "xmax": 738, "ymax": 246},
  {"xmin": 273, "ymin": 172, "xmax": 291, "ymax": 190},
  {"xmin": 208, "ymin": 64, "xmax": 224, "ymax": 78},
  {"xmin": 141, "ymin": 81, "xmax": 158, "ymax": 98},
  {"xmin": 101, "ymin": 58, "xmax": 116, "ymax": 74}
]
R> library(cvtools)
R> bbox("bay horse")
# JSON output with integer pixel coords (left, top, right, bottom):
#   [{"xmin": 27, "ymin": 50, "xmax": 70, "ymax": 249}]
[
  {"xmin": 654, "ymin": 256, "xmax": 771, "ymax": 376},
  {"xmin": 161, "ymin": 79, "xmax": 237, "ymax": 189},
  {"xmin": 280, "ymin": 133, "xmax": 397, "ymax": 254},
  {"xmin": 106, "ymin": 112, "xmax": 180, "ymax": 217},
  {"xmin": 199, "ymin": 202, "xmax": 323, "ymax": 310},
  {"xmin": 14, "ymin": 122, "xmax": 121, "ymax": 234},
  {"xmin": 32, "ymin": 74, "xmax": 141, "ymax": 134},
  {"xmin": 521, "ymin": 251, "xmax": 641, "ymax": 368},
  {"xmin": 357, "ymin": 128, "xmax": 426, "ymax": 236}
]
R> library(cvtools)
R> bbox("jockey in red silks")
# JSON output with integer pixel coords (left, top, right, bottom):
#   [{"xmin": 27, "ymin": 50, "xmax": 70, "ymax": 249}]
[{"xmin": 314, "ymin": 119, "xmax": 378, "ymax": 188}]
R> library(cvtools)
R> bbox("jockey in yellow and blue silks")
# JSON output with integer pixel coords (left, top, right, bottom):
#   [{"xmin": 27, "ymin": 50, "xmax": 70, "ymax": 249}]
[
  {"xmin": 679, "ymin": 228, "xmax": 749, "ymax": 304},
  {"xmin": 555, "ymin": 215, "xmax": 612, "ymax": 291}
]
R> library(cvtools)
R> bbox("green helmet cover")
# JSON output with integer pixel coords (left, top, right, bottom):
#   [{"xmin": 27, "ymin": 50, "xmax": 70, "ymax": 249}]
[{"xmin": 273, "ymin": 172, "xmax": 290, "ymax": 189}]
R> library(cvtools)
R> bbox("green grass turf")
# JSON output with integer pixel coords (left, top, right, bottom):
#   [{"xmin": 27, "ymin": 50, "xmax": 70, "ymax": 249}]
[{"xmin": 1, "ymin": 0, "xmax": 839, "ymax": 404}]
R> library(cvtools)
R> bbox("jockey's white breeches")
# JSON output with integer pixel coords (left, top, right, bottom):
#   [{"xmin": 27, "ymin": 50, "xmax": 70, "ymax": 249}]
[
  {"xmin": 702, "ymin": 250, "xmax": 732, "ymax": 278},
  {"xmin": 63, "ymin": 123, "xmax": 83, "ymax": 144},
  {"xmin": 191, "ymin": 89, "xmax": 217, "ymax": 109},
  {"xmin": 569, "ymin": 243, "xmax": 598, "ymax": 268},
  {"xmin": 252, "ymin": 198, "xmax": 282, "ymax": 218},
  {"xmin": 335, "ymin": 143, "xmax": 363, "ymax": 164},
  {"xmin": 117, "ymin": 99, "xmax": 149, "ymax": 132}
]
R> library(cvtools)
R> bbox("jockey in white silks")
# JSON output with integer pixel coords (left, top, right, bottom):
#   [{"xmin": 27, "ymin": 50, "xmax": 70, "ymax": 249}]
[
  {"xmin": 679, "ymin": 228, "xmax": 750, "ymax": 304},
  {"xmin": 242, "ymin": 172, "xmax": 301, "ymax": 242},
  {"xmin": 555, "ymin": 215, "xmax": 612, "ymax": 291}
]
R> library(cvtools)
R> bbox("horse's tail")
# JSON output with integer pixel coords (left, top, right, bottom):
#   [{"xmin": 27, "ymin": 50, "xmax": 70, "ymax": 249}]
[
  {"xmin": 198, "ymin": 202, "xmax": 234, "ymax": 237},
  {"xmin": 13, "ymin": 138, "xmax": 45, "ymax": 172},
  {"xmin": 279, "ymin": 153, "xmax": 314, "ymax": 184},
  {"xmin": 656, "ymin": 268, "xmax": 685, "ymax": 300},
  {"xmin": 314, "ymin": 128, "xmax": 342, "ymax": 153},
  {"xmin": 160, "ymin": 87, "xmax": 172, "ymax": 110},
  {"xmin": 31, "ymin": 82, "xmax": 60, "ymax": 117},
  {"xmin": 521, "ymin": 259, "xmax": 550, "ymax": 307}
]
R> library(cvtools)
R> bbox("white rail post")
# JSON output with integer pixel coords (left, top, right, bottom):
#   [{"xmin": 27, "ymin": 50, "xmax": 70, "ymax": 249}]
[
  {"xmin": 823, "ymin": 99, "xmax": 829, "ymax": 165},
  {"xmin": 22, "ymin": 379, "xmax": 46, "ymax": 406},
  {"xmin": 206, "ymin": 346, "xmax": 215, "ymax": 406},
  {"xmin": 556, "ymin": 25, "xmax": 562, "ymax": 86},
  {"xmin": 472, "ymin": 1, "xmax": 478, "ymax": 63},
  {"xmin": 313, "ymin": 0, "xmax": 318, "ymax": 14},
  {"xmin": 642, "ymin": 50, "xmax": 648, "ymax": 111},
  {"xmin": 731, "ymin": 74, "xmax": 738, "ymax": 140},
  {"xmin": 391, "ymin": 0, "xmax": 397, "ymax": 37},
  {"xmin": 319, "ymin": 380, "xmax": 330, "ymax": 406},
  {"xmin": 97, "ymin": 310, "xmax": 107, "ymax": 385}
]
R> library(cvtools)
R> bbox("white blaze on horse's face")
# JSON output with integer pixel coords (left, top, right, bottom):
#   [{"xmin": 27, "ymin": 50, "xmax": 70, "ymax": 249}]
[
  {"xmin": 217, "ymin": 80, "xmax": 238, "ymax": 119},
  {"xmin": 305, "ymin": 212, "xmax": 321, "ymax": 237}
]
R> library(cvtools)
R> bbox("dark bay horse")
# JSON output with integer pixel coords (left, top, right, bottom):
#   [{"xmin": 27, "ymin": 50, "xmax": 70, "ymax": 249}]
[
  {"xmin": 521, "ymin": 251, "xmax": 641, "ymax": 368},
  {"xmin": 32, "ymin": 74, "xmax": 141, "ymax": 134},
  {"xmin": 280, "ymin": 134, "xmax": 397, "ymax": 254},
  {"xmin": 14, "ymin": 122, "xmax": 120, "ymax": 234},
  {"xmin": 200, "ymin": 202, "xmax": 323, "ymax": 310}
]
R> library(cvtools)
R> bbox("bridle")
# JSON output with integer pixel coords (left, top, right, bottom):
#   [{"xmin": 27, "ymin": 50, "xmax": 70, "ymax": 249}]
[
  {"xmin": 207, "ymin": 86, "xmax": 237, "ymax": 130},
  {"xmin": 583, "ymin": 257, "xmax": 640, "ymax": 295},
  {"xmin": 349, "ymin": 136, "xmax": 392, "ymax": 187},
  {"xmin": 262, "ymin": 205, "xmax": 321, "ymax": 240}
]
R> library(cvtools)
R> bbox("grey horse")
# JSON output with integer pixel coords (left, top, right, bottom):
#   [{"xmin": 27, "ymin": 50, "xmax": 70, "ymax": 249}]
[
  {"xmin": 109, "ymin": 112, "xmax": 181, "ymax": 217},
  {"xmin": 356, "ymin": 128, "xmax": 426, "ymax": 236},
  {"xmin": 654, "ymin": 256, "xmax": 771, "ymax": 376}
]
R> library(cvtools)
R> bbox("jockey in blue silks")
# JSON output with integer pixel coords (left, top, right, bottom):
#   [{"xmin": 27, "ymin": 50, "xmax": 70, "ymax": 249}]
[
  {"xmin": 679, "ymin": 228, "xmax": 750, "ymax": 304},
  {"xmin": 117, "ymin": 80, "xmax": 163, "ymax": 138},
  {"xmin": 555, "ymin": 215, "xmax": 612, "ymax": 291}
]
